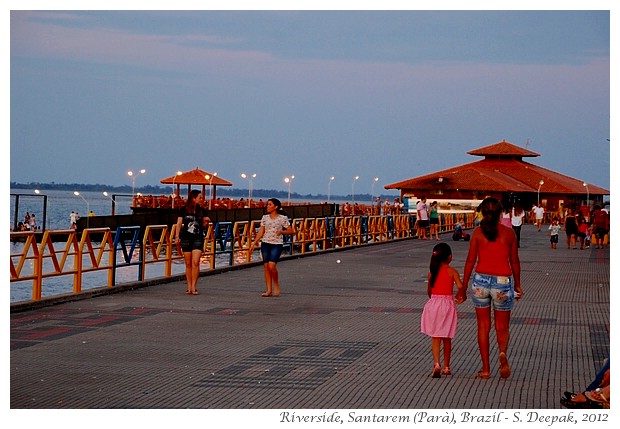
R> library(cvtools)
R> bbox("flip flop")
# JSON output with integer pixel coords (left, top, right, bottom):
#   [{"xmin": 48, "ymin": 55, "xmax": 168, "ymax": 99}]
[
  {"xmin": 191, "ymin": 290, "xmax": 199, "ymax": 295},
  {"xmin": 261, "ymin": 292, "xmax": 272, "ymax": 297},
  {"xmin": 185, "ymin": 290, "xmax": 191, "ymax": 294},
  {"xmin": 431, "ymin": 364, "xmax": 441, "ymax": 378},
  {"xmin": 441, "ymin": 367, "xmax": 452, "ymax": 376}
]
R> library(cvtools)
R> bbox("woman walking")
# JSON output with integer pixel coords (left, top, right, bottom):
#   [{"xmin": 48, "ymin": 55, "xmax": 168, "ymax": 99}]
[
  {"xmin": 510, "ymin": 203, "xmax": 525, "ymax": 248},
  {"xmin": 174, "ymin": 190, "xmax": 210, "ymax": 295},
  {"xmin": 429, "ymin": 201, "xmax": 440, "ymax": 240},
  {"xmin": 460, "ymin": 197, "xmax": 522, "ymax": 379},
  {"xmin": 251, "ymin": 198, "xmax": 295, "ymax": 297},
  {"xmin": 564, "ymin": 208, "xmax": 578, "ymax": 249}
]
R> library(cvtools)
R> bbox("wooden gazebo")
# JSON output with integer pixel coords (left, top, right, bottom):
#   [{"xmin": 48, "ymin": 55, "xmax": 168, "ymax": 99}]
[{"xmin": 160, "ymin": 168, "xmax": 233, "ymax": 203}]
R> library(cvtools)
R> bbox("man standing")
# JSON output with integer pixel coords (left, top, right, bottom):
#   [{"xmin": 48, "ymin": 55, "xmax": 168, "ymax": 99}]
[
  {"xmin": 534, "ymin": 203, "xmax": 545, "ymax": 231},
  {"xmin": 70, "ymin": 211, "xmax": 78, "ymax": 229},
  {"xmin": 416, "ymin": 196, "xmax": 430, "ymax": 240}
]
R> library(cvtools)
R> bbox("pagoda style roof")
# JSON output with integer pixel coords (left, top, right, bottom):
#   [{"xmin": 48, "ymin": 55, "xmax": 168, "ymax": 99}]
[
  {"xmin": 385, "ymin": 140, "xmax": 609, "ymax": 195},
  {"xmin": 467, "ymin": 140, "xmax": 540, "ymax": 158}
]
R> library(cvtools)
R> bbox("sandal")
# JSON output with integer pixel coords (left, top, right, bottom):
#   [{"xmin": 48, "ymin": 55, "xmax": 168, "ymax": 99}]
[
  {"xmin": 476, "ymin": 370, "xmax": 491, "ymax": 379},
  {"xmin": 585, "ymin": 389, "xmax": 610, "ymax": 408},
  {"xmin": 185, "ymin": 290, "xmax": 191, "ymax": 294},
  {"xmin": 431, "ymin": 364, "xmax": 441, "ymax": 378},
  {"xmin": 499, "ymin": 352, "xmax": 511, "ymax": 378},
  {"xmin": 191, "ymin": 290, "xmax": 199, "ymax": 295},
  {"xmin": 441, "ymin": 367, "xmax": 452, "ymax": 376},
  {"xmin": 261, "ymin": 292, "xmax": 272, "ymax": 297},
  {"xmin": 560, "ymin": 395, "xmax": 604, "ymax": 409}
]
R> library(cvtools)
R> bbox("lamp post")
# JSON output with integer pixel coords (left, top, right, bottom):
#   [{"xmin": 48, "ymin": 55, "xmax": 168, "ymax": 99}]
[
  {"xmin": 205, "ymin": 173, "xmax": 217, "ymax": 209},
  {"xmin": 241, "ymin": 173, "xmax": 257, "ymax": 205},
  {"xmin": 171, "ymin": 170, "xmax": 183, "ymax": 208},
  {"xmin": 284, "ymin": 175, "xmax": 295, "ymax": 205},
  {"xmin": 537, "ymin": 180, "xmax": 544, "ymax": 205},
  {"xmin": 34, "ymin": 189, "xmax": 48, "ymax": 231},
  {"xmin": 327, "ymin": 176, "xmax": 335, "ymax": 203},
  {"xmin": 102, "ymin": 191, "xmax": 117, "ymax": 215},
  {"xmin": 583, "ymin": 182, "xmax": 589, "ymax": 206},
  {"xmin": 352, "ymin": 175, "xmax": 359, "ymax": 205},
  {"xmin": 73, "ymin": 191, "xmax": 90, "ymax": 228},
  {"xmin": 370, "ymin": 177, "xmax": 379, "ymax": 204},
  {"xmin": 128, "ymin": 168, "xmax": 146, "ymax": 198}
]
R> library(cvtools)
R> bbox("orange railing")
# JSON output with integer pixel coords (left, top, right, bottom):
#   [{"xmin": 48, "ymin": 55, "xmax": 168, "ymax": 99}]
[{"xmin": 10, "ymin": 212, "xmax": 469, "ymax": 304}]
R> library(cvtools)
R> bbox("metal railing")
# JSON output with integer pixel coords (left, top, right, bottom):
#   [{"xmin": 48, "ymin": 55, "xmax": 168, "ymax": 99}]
[{"xmin": 10, "ymin": 212, "xmax": 474, "ymax": 303}]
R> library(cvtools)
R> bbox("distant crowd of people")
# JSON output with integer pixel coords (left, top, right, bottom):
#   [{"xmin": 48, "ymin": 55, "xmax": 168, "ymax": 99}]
[
  {"xmin": 132, "ymin": 193, "xmax": 407, "ymax": 215},
  {"xmin": 133, "ymin": 194, "xmax": 274, "ymax": 210},
  {"xmin": 15, "ymin": 211, "xmax": 38, "ymax": 231},
  {"xmin": 480, "ymin": 201, "xmax": 610, "ymax": 251}
]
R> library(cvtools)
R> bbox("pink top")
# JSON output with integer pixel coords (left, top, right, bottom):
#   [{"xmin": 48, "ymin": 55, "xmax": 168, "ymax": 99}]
[{"xmin": 501, "ymin": 213, "xmax": 512, "ymax": 228}]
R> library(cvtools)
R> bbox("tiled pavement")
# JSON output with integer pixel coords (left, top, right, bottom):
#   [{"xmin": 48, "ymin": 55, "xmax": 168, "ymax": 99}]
[{"xmin": 9, "ymin": 225, "xmax": 610, "ymax": 413}]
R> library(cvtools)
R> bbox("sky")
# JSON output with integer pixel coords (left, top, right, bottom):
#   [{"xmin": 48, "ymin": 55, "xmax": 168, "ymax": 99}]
[{"xmin": 6, "ymin": 3, "xmax": 613, "ymax": 198}]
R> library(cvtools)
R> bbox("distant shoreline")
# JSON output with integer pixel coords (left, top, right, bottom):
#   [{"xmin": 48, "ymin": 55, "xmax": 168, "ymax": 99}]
[{"xmin": 10, "ymin": 181, "xmax": 397, "ymax": 202}]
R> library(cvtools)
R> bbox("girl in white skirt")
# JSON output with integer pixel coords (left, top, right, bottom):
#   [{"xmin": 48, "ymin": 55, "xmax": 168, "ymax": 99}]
[{"xmin": 420, "ymin": 243, "xmax": 466, "ymax": 377}]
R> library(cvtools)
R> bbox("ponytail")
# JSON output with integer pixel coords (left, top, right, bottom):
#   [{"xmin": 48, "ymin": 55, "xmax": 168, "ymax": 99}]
[{"xmin": 429, "ymin": 242, "xmax": 452, "ymax": 287}]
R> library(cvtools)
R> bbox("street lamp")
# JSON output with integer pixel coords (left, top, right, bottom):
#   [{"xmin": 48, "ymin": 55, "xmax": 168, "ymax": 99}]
[
  {"xmin": 34, "ymin": 189, "xmax": 49, "ymax": 231},
  {"xmin": 583, "ymin": 182, "xmax": 589, "ymax": 206},
  {"xmin": 73, "ymin": 191, "xmax": 90, "ymax": 228},
  {"xmin": 352, "ymin": 175, "xmax": 360, "ymax": 205},
  {"xmin": 284, "ymin": 175, "xmax": 295, "ymax": 205},
  {"xmin": 205, "ymin": 172, "xmax": 217, "ymax": 209},
  {"xmin": 370, "ymin": 177, "xmax": 379, "ymax": 204},
  {"xmin": 102, "ymin": 191, "xmax": 117, "ymax": 215},
  {"xmin": 537, "ymin": 180, "xmax": 544, "ymax": 205},
  {"xmin": 327, "ymin": 176, "xmax": 335, "ymax": 203},
  {"xmin": 127, "ymin": 168, "xmax": 146, "ymax": 198},
  {"xmin": 171, "ymin": 170, "xmax": 183, "ymax": 208},
  {"xmin": 241, "ymin": 173, "xmax": 257, "ymax": 205}
]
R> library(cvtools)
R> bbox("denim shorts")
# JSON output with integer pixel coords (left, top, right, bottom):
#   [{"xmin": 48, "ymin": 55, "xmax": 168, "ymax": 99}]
[
  {"xmin": 470, "ymin": 272, "xmax": 514, "ymax": 311},
  {"xmin": 261, "ymin": 242, "xmax": 284, "ymax": 263}
]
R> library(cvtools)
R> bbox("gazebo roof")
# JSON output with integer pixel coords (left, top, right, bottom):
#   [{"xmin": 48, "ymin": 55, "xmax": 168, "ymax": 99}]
[{"xmin": 160, "ymin": 168, "xmax": 233, "ymax": 186}]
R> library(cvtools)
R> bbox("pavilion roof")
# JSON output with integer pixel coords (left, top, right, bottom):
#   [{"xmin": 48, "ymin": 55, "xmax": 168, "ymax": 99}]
[
  {"xmin": 160, "ymin": 168, "xmax": 233, "ymax": 186},
  {"xmin": 385, "ymin": 141, "xmax": 609, "ymax": 195}
]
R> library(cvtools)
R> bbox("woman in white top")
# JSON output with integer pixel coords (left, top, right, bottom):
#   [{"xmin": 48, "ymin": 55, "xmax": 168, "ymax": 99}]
[
  {"xmin": 251, "ymin": 198, "xmax": 295, "ymax": 297},
  {"xmin": 511, "ymin": 204, "xmax": 525, "ymax": 248}
]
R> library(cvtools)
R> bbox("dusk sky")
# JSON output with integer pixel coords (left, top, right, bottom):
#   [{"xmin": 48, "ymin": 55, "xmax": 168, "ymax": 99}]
[{"xmin": 7, "ymin": 4, "xmax": 612, "ymax": 198}]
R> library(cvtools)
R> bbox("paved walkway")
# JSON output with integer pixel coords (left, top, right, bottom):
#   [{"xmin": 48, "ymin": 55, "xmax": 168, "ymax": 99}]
[{"xmin": 10, "ymin": 225, "xmax": 610, "ymax": 412}]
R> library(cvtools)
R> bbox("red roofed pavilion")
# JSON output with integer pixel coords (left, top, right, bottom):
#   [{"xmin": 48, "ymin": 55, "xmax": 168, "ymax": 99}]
[
  {"xmin": 385, "ymin": 140, "xmax": 608, "ymax": 213},
  {"xmin": 160, "ymin": 167, "xmax": 233, "ymax": 201}
]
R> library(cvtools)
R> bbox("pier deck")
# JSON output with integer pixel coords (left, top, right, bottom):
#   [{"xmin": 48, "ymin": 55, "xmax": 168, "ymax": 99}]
[{"xmin": 9, "ymin": 225, "xmax": 610, "ymax": 415}]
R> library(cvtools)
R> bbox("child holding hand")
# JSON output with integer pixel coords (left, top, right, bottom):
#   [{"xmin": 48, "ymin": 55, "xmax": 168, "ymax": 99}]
[{"xmin": 420, "ymin": 243, "xmax": 466, "ymax": 378}]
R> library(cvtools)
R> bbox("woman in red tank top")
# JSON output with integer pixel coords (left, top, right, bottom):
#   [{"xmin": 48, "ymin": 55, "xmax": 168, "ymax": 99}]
[{"xmin": 460, "ymin": 197, "xmax": 522, "ymax": 379}]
